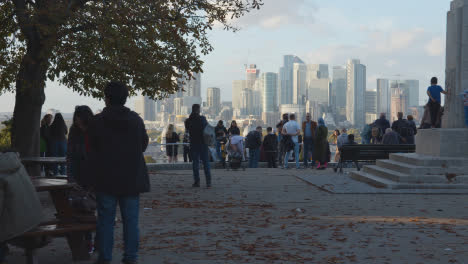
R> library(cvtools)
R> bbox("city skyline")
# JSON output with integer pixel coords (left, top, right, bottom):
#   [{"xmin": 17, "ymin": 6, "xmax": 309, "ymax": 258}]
[{"xmin": 0, "ymin": 0, "xmax": 447, "ymax": 113}]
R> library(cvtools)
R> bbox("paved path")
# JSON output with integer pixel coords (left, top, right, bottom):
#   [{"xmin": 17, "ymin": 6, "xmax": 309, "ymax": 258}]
[{"xmin": 6, "ymin": 169, "xmax": 468, "ymax": 263}]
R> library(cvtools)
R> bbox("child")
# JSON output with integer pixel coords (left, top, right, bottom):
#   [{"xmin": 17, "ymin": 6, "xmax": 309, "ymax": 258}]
[{"xmin": 262, "ymin": 127, "xmax": 278, "ymax": 168}]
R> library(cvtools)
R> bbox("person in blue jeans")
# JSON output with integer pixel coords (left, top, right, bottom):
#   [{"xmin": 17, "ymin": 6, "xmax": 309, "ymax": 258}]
[
  {"xmin": 88, "ymin": 82, "xmax": 150, "ymax": 264},
  {"xmin": 185, "ymin": 104, "xmax": 212, "ymax": 188},
  {"xmin": 282, "ymin": 113, "xmax": 301, "ymax": 169},
  {"xmin": 49, "ymin": 113, "xmax": 68, "ymax": 175}
]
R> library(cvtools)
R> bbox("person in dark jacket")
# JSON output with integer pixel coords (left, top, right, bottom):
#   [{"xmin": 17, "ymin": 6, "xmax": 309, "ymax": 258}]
[
  {"xmin": 262, "ymin": 127, "xmax": 278, "ymax": 168},
  {"xmin": 165, "ymin": 124, "xmax": 179, "ymax": 163},
  {"xmin": 50, "ymin": 113, "xmax": 68, "ymax": 175},
  {"xmin": 373, "ymin": 113, "xmax": 391, "ymax": 136},
  {"xmin": 40, "ymin": 114, "xmax": 53, "ymax": 176},
  {"xmin": 66, "ymin": 105, "xmax": 95, "ymax": 252},
  {"xmin": 391, "ymin": 112, "xmax": 412, "ymax": 144},
  {"xmin": 382, "ymin": 128, "xmax": 400, "ymax": 145},
  {"xmin": 227, "ymin": 120, "xmax": 240, "ymax": 136},
  {"xmin": 88, "ymin": 81, "xmax": 149, "ymax": 264},
  {"xmin": 406, "ymin": 115, "xmax": 417, "ymax": 144},
  {"xmin": 185, "ymin": 104, "xmax": 212, "ymax": 188},
  {"xmin": 182, "ymin": 129, "xmax": 192, "ymax": 163},
  {"xmin": 215, "ymin": 120, "xmax": 228, "ymax": 161},
  {"xmin": 246, "ymin": 126, "xmax": 262, "ymax": 168}
]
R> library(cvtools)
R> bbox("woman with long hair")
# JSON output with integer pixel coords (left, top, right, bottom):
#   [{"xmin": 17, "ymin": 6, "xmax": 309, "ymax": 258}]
[
  {"xmin": 67, "ymin": 106, "xmax": 94, "ymax": 184},
  {"xmin": 50, "ymin": 113, "xmax": 68, "ymax": 175},
  {"xmin": 166, "ymin": 124, "xmax": 179, "ymax": 163},
  {"xmin": 329, "ymin": 129, "xmax": 341, "ymax": 162},
  {"xmin": 66, "ymin": 105, "xmax": 95, "ymax": 252},
  {"xmin": 228, "ymin": 120, "xmax": 240, "ymax": 136}
]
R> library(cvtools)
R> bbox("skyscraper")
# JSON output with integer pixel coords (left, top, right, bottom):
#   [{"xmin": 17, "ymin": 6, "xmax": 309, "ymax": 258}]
[
  {"xmin": 332, "ymin": 66, "xmax": 347, "ymax": 113},
  {"xmin": 232, "ymin": 80, "xmax": 248, "ymax": 111},
  {"xmin": 365, "ymin": 90, "xmax": 377, "ymax": 114},
  {"xmin": 261, "ymin": 72, "xmax": 278, "ymax": 113},
  {"xmin": 404, "ymin": 80, "xmax": 420, "ymax": 107},
  {"xmin": 346, "ymin": 59, "xmax": 366, "ymax": 127},
  {"xmin": 307, "ymin": 79, "xmax": 330, "ymax": 105},
  {"xmin": 207, "ymin": 87, "xmax": 221, "ymax": 114},
  {"xmin": 307, "ymin": 64, "xmax": 329, "ymax": 80},
  {"xmin": 279, "ymin": 55, "xmax": 304, "ymax": 105},
  {"xmin": 246, "ymin": 64, "xmax": 260, "ymax": 89},
  {"xmin": 390, "ymin": 87, "xmax": 408, "ymax": 121},
  {"xmin": 240, "ymin": 88, "xmax": 254, "ymax": 116},
  {"xmin": 377, "ymin": 78, "xmax": 391, "ymax": 117},
  {"xmin": 293, "ymin": 63, "xmax": 307, "ymax": 105},
  {"xmin": 134, "ymin": 95, "xmax": 156, "ymax": 121}
]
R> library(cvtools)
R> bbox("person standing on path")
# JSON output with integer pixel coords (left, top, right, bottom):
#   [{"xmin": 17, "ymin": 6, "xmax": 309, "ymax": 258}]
[
  {"xmin": 406, "ymin": 115, "xmax": 418, "ymax": 144},
  {"xmin": 314, "ymin": 118, "xmax": 329, "ymax": 170},
  {"xmin": 282, "ymin": 114, "xmax": 301, "ymax": 169},
  {"xmin": 185, "ymin": 104, "xmax": 212, "ymax": 188},
  {"xmin": 427, "ymin": 77, "xmax": 448, "ymax": 128},
  {"xmin": 277, "ymin": 113, "xmax": 289, "ymax": 167},
  {"xmin": 40, "ymin": 114, "xmax": 53, "ymax": 176},
  {"xmin": 391, "ymin": 112, "xmax": 412, "ymax": 144},
  {"xmin": 50, "ymin": 112, "xmax": 68, "ymax": 176},
  {"xmin": 165, "ymin": 124, "xmax": 180, "ymax": 163},
  {"xmin": 373, "ymin": 113, "xmax": 391, "ymax": 136},
  {"xmin": 302, "ymin": 113, "xmax": 317, "ymax": 168},
  {"xmin": 246, "ymin": 126, "xmax": 262, "ymax": 168},
  {"xmin": 88, "ymin": 81, "xmax": 150, "ymax": 264},
  {"xmin": 215, "ymin": 120, "xmax": 228, "ymax": 161},
  {"xmin": 227, "ymin": 120, "xmax": 240, "ymax": 136},
  {"xmin": 263, "ymin": 127, "xmax": 278, "ymax": 168}
]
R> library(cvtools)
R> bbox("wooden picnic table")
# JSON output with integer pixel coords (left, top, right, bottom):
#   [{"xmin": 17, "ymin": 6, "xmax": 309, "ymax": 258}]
[
  {"xmin": 21, "ymin": 157, "xmax": 66, "ymax": 165},
  {"xmin": 9, "ymin": 178, "xmax": 95, "ymax": 264}
]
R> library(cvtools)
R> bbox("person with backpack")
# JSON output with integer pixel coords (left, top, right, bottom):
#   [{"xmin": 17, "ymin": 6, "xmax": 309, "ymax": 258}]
[
  {"xmin": 262, "ymin": 127, "xmax": 278, "ymax": 168},
  {"xmin": 246, "ymin": 126, "xmax": 262, "ymax": 168},
  {"xmin": 185, "ymin": 104, "xmax": 212, "ymax": 188},
  {"xmin": 215, "ymin": 120, "xmax": 228, "ymax": 161},
  {"xmin": 391, "ymin": 112, "xmax": 412, "ymax": 144}
]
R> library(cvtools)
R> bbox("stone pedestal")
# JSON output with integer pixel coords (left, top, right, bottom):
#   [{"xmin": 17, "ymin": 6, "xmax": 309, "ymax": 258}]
[{"xmin": 415, "ymin": 128, "xmax": 468, "ymax": 158}]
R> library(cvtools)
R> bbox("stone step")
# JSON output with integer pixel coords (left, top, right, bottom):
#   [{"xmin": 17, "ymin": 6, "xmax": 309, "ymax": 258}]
[
  {"xmin": 389, "ymin": 153, "xmax": 468, "ymax": 167},
  {"xmin": 350, "ymin": 171, "xmax": 396, "ymax": 189},
  {"xmin": 351, "ymin": 171, "xmax": 468, "ymax": 190},
  {"xmin": 376, "ymin": 159, "xmax": 467, "ymax": 175},
  {"xmin": 363, "ymin": 165, "xmax": 468, "ymax": 184}
]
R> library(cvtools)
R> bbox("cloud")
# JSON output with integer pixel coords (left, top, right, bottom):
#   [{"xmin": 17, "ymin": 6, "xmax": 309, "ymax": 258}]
[
  {"xmin": 226, "ymin": 0, "xmax": 317, "ymax": 30},
  {"xmin": 425, "ymin": 37, "xmax": 445, "ymax": 56}
]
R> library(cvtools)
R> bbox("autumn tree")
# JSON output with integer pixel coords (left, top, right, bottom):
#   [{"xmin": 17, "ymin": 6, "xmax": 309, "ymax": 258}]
[{"xmin": 0, "ymin": 0, "xmax": 262, "ymax": 158}]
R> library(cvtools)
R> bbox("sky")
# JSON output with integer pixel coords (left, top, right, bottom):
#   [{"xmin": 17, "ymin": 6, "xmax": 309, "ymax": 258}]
[{"xmin": 0, "ymin": 0, "xmax": 449, "ymax": 113}]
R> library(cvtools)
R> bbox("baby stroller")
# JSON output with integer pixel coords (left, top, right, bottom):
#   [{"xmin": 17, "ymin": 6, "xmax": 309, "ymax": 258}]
[{"xmin": 226, "ymin": 135, "xmax": 246, "ymax": 171}]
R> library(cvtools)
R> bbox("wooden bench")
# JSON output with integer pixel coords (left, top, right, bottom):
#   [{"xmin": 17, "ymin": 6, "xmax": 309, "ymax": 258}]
[
  {"xmin": 334, "ymin": 144, "xmax": 416, "ymax": 173},
  {"xmin": 9, "ymin": 222, "xmax": 96, "ymax": 264}
]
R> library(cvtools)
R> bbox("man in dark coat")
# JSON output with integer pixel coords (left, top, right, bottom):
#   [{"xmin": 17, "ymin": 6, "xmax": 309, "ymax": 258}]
[
  {"xmin": 185, "ymin": 104, "xmax": 212, "ymax": 188},
  {"xmin": 88, "ymin": 81, "xmax": 149, "ymax": 264},
  {"xmin": 373, "ymin": 113, "xmax": 391, "ymax": 136}
]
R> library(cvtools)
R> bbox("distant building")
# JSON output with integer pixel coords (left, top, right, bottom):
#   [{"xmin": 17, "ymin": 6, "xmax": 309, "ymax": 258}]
[
  {"xmin": 246, "ymin": 64, "xmax": 260, "ymax": 89},
  {"xmin": 377, "ymin": 78, "xmax": 391, "ymax": 118},
  {"xmin": 207, "ymin": 87, "xmax": 221, "ymax": 114},
  {"xmin": 346, "ymin": 59, "xmax": 366, "ymax": 127},
  {"xmin": 390, "ymin": 87, "xmax": 408, "ymax": 121},
  {"xmin": 365, "ymin": 90, "xmax": 377, "ymax": 114},
  {"xmin": 178, "ymin": 72, "xmax": 201, "ymax": 97},
  {"xmin": 240, "ymin": 88, "xmax": 254, "ymax": 116},
  {"xmin": 332, "ymin": 66, "xmax": 347, "ymax": 113},
  {"xmin": 293, "ymin": 63, "xmax": 308, "ymax": 105},
  {"xmin": 134, "ymin": 95, "xmax": 156, "ymax": 121},
  {"xmin": 404, "ymin": 80, "xmax": 420, "ymax": 107},
  {"xmin": 308, "ymin": 79, "xmax": 330, "ymax": 105},
  {"xmin": 279, "ymin": 55, "xmax": 304, "ymax": 105},
  {"xmin": 232, "ymin": 80, "xmax": 248, "ymax": 111},
  {"xmin": 280, "ymin": 104, "xmax": 306, "ymax": 123},
  {"xmin": 173, "ymin": 97, "xmax": 184, "ymax": 116},
  {"xmin": 307, "ymin": 64, "xmax": 329, "ymax": 80},
  {"xmin": 261, "ymin": 72, "xmax": 278, "ymax": 113}
]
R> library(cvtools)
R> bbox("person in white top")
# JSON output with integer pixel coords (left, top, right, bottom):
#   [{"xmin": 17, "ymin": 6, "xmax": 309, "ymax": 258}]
[{"xmin": 282, "ymin": 113, "xmax": 301, "ymax": 169}]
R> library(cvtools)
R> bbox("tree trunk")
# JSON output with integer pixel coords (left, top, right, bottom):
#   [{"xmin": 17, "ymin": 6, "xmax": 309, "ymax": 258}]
[{"xmin": 11, "ymin": 45, "xmax": 49, "ymax": 175}]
